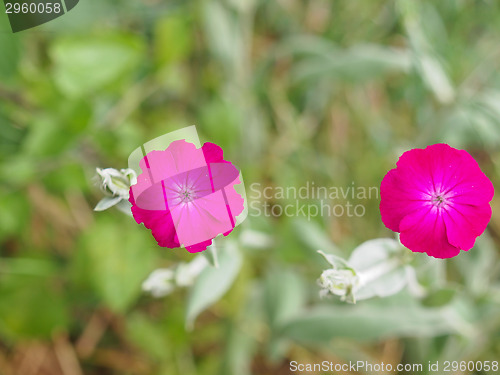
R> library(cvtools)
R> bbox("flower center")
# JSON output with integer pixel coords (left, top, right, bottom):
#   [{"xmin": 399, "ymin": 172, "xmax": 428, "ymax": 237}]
[
  {"xmin": 178, "ymin": 186, "xmax": 196, "ymax": 203},
  {"xmin": 430, "ymin": 191, "xmax": 449, "ymax": 208}
]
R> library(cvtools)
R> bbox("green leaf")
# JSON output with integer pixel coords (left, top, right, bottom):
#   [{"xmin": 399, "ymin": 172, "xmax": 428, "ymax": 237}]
[
  {"xmin": 127, "ymin": 313, "xmax": 171, "ymax": 361},
  {"xmin": 78, "ymin": 217, "xmax": 156, "ymax": 312},
  {"xmin": 0, "ymin": 274, "xmax": 68, "ymax": 340},
  {"xmin": 264, "ymin": 268, "xmax": 306, "ymax": 329},
  {"xmin": 221, "ymin": 288, "xmax": 262, "ymax": 375},
  {"xmin": 24, "ymin": 116, "xmax": 68, "ymax": 157},
  {"xmin": 422, "ymin": 288, "xmax": 457, "ymax": 307},
  {"xmin": 185, "ymin": 241, "xmax": 242, "ymax": 328},
  {"xmin": 50, "ymin": 34, "xmax": 144, "ymax": 97},
  {"xmin": 0, "ymin": 112, "xmax": 26, "ymax": 158},
  {"xmin": 0, "ymin": 33, "xmax": 20, "ymax": 80},
  {"xmin": 221, "ymin": 321, "xmax": 256, "ymax": 375},
  {"xmin": 0, "ymin": 191, "xmax": 30, "ymax": 241},
  {"xmin": 0, "ymin": 11, "xmax": 20, "ymax": 80},
  {"xmin": 154, "ymin": 15, "xmax": 193, "ymax": 65},
  {"xmin": 203, "ymin": 1, "xmax": 244, "ymax": 72},
  {"xmin": 398, "ymin": 0, "xmax": 455, "ymax": 104},
  {"xmin": 0, "ymin": 156, "xmax": 36, "ymax": 186},
  {"xmin": 263, "ymin": 268, "xmax": 306, "ymax": 362},
  {"xmin": 200, "ymin": 97, "xmax": 241, "ymax": 150},
  {"xmin": 42, "ymin": 162, "xmax": 89, "ymax": 194},
  {"xmin": 453, "ymin": 233, "xmax": 497, "ymax": 295},
  {"xmin": 292, "ymin": 218, "xmax": 339, "ymax": 254},
  {"xmin": 285, "ymin": 37, "xmax": 411, "ymax": 84},
  {"xmin": 0, "ymin": 258, "xmax": 57, "ymax": 277}
]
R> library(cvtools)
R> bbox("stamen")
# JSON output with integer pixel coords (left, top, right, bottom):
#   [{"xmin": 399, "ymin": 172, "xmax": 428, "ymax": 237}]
[
  {"xmin": 179, "ymin": 185, "xmax": 196, "ymax": 203},
  {"xmin": 431, "ymin": 192, "xmax": 447, "ymax": 207}
]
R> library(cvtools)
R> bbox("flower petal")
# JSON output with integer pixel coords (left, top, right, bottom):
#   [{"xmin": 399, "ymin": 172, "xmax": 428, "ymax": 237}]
[
  {"xmin": 447, "ymin": 152, "xmax": 494, "ymax": 206},
  {"xmin": 399, "ymin": 206, "xmax": 461, "ymax": 259},
  {"xmin": 395, "ymin": 147, "xmax": 435, "ymax": 192},
  {"xmin": 171, "ymin": 192, "xmax": 236, "ymax": 247},
  {"xmin": 380, "ymin": 168, "xmax": 429, "ymax": 232},
  {"xmin": 186, "ymin": 240, "xmax": 213, "ymax": 253},
  {"xmin": 443, "ymin": 203, "xmax": 492, "ymax": 250},
  {"xmin": 202, "ymin": 142, "xmax": 228, "ymax": 164},
  {"xmin": 147, "ymin": 141, "xmax": 207, "ymax": 183}
]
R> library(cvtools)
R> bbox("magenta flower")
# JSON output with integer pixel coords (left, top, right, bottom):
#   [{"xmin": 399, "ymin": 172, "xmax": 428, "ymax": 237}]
[
  {"xmin": 380, "ymin": 144, "xmax": 494, "ymax": 259},
  {"xmin": 129, "ymin": 140, "xmax": 244, "ymax": 253}
]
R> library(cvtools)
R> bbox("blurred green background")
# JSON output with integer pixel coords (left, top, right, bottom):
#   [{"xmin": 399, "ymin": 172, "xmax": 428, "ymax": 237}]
[{"xmin": 1, "ymin": 0, "xmax": 500, "ymax": 374}]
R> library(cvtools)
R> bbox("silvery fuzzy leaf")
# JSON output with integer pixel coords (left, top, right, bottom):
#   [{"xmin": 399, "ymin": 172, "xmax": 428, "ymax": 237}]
[
  {"xmin": 185, "ymin": 241, "xmax": 242, "ymax": 329},
  {"xmin": 317, "ymin": 250, "xmax": 352, "ymax": 270},
  {"xmin": 280, "ymin": 293, "xmax": 457, "ymax": 343},
  {"xmin": 203, "ymin": 243, "xmax": 219, "ymax": 268},
  {"xmin": 115, "ymin": 199, "xmax": 133, "ymax": 216},
  {"xmin": 94, "ymin": 196, "xmax": 122, "ymax": 211},
  {"xmin": 348, "ymin": 238, "xmax": 401, "ymax": 270},
  {"xmin": 348, "ymin": 238, "xmax": 408, "ymax": 300}
]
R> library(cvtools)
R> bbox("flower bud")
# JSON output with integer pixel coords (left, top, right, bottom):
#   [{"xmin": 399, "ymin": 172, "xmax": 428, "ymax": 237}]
[
  {"xmin": 96, "ymin": 168, "xmax": 137, "ymax": 199},
  {"xmin": 318, "ymin": 268, "xmax": 359, "ymax": 303}
]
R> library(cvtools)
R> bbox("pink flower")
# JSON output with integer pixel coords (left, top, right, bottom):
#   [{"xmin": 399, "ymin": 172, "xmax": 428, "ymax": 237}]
[
  {"xmin": 129, "ymin": 140, "xmax": 244, "ymax": 253},
  {"xmin": 380, "ymin": 144, "xmax": 494, "ymax": 259}
]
